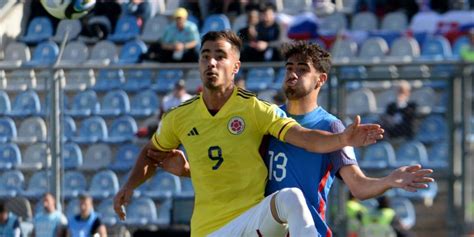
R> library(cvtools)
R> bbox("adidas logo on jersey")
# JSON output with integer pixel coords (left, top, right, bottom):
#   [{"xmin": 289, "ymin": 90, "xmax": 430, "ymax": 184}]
[{"xmin": 187, "ymin": 127, "xmax": 199, "ymax": 136}]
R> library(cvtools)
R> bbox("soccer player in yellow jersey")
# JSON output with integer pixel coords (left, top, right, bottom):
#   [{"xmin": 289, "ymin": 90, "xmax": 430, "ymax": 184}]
[{"xmin": 113, "ymin": 31, "xmax": 384, "ymax": 237}]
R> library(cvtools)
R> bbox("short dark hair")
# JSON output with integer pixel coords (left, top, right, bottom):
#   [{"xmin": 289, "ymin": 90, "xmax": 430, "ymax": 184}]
[
  {"xmin": 201, "ymin": 30, "xmax": 243, "ymax": 55},
  {"xmin": 282, "ymin": 41, "xmax": 332, "ymax": 74},
  {"xmin": 0, "ymin": 202, "xmax": 6, "ymax": 213},
  {"xmin": 261, "ymin": 2, "xmax": 276, "ymax": 12}
]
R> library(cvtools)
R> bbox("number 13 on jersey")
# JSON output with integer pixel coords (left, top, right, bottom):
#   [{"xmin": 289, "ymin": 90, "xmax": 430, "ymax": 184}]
[{"xmin": 268, "ymin": 150, "xmax": 288, "ymax": 182}]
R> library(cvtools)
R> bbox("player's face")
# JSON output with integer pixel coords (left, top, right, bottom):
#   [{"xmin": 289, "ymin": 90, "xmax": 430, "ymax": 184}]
[
  {"xmin": 43, "ymin": 194, "xmax": 55, "ymax": 213},
  {"xmin": 283, "ymin": 56, "xmax": 319, "ymax": 100},
  {"xmin": 199, "ymin": 39, "xmax": 240, "ymax": 91}
]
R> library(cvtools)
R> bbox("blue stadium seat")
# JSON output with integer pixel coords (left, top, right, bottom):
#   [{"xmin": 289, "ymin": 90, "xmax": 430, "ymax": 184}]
[
  {"xmin": 0, "ymin": 91, "xmax": 11, "ymax": 115},
  {"xmin": 420, "ymin": 35, "xmax": 452, "ymax": 60},
  {"xmin": 143, "ymin": 172, "xmax": 181, "ymax": 200},
  {"xmin": 396, "ymin": 181, "xmax": 438, "ymax": 206},
  {"xmin": 63, "ymin": 142, "xmax": 83, "ymax": 170},
  {"xmin": 63, "ymin": 116, "xmax": 77, "ymax": 142},
  {"xmin": 331, "ymin": 38, "xmax": 358, "ymax": 61},
  {"xmin": 124, "ymin": 197, "xmax": 159, "ymax": 226},
  {"xmin": 94, "ymin": 69, "xmax": 126, "ymax": 91},
  {"xmin": 110, "ymin": 143, "xmax": 140, "ymax": 172},
  {"xmin": 452, "ymin": 35, "xmax": 469, "ymax": 58},
  {"xmin": 88, "ymin": 170, "xmax": 119, "ymax": 200},
  {"xmin": 122, "ymin": 69, "xmax": 153, "ymax": 92},
  {"xmin": 86, "ymin": 40, "xmax": 118, "ymax": 65},
  {"xmin": 172, "ymin": 196, "xmax": 193, "ymax": 225},
  {"xmin": 152, "ymin": 69, "xmax": 184, "ymax": 93},
  {"xmin": 66, "ymin": 90, "xmax": 100, "ymax": 117},
  {"xmin": 129, "ymin": 90, "xmax": 159, "ymax": 117},
  {"xmin": 71, "ymin": 116, "xmax": 108, "ymax": 144},
  {"xmin": 14, "ymin": 117, "xmax": 47, "ymax": 144},
  {"xmin": 3, "ymin": 69, "xmax": 36, "ymax": 92},
  {"xmin": 65, "ymin": 198, "xmax": 80, "ymax": 218},
  {"xmin": 117, "ymin": 39, "xmax": 147, "ymax": 64},
  {"xmin": 23, "ymin": 170, "xmax": 49, "ymax": 199},
  {"xmin": 319, "ymin": 12, "xmax": 347, "ymax": 35},
  {"xmin": 381, "ymin": 12, "xmax": 408, "ymax": 32},
  {"xmin": 184, "ymin": 70, "xmax": 202, "ymax": 93},
  {"xmin": 359, "ymin": 37, "xmax": 389, "ymax": 60},
  {"xmin": 52, "ymin": 19, "xmax": 82, "ymax": 43},
  {"xmin": 63, "ymin": 171, "xmax": 87, "ymax": 199},
  {"xmin": 351, "ymin": 12, "xmax": 377, "ymax": 31},
  {"xmin": 9, "ymin": 90, "xmax": 41, "ymax": 117},
  {"xmin": 270, "ymin": 68, "xmax": 286, "ymax": 90},
  {"xmin": 392, "ymin": 141, "xmax": 428, "ymax": 168},
  {"xmin": 246, "ymin": 67, "xmax": 275, "ymax": 92},
  {"xmin": 425, "ymin": 142, "xmax": 448, "ymax": 169},
  {"xmin": 21, "ymin": 17, "xmax": 53, "ymax": 44},
  {"xmin": 0, "ymin": 117, "xmax": 17, "ymax": 142},
  {"xmin": 0, "ymin": 143, "xmax": 21, "ymax": 170},
  {"xmin": 18, "ymin": 143, "xmax": 49, "ymax": 171},
  {"xmin": 232, "ymin": 13, "xmax": 247, "ymax": 32},
  {"xmin": 97, "ymin": 90, "xmax": 130, "ymax": 117},
  {"xmin": 156, "ymin": 199, "xmax": 172, "ymax": 226},
  {"xmin": 360, "ymin": 141, "xmax": 395, "ymax": 169},
  {"xmin": 345, "ymin": 88, "xmax": 377, "ymax": 116},
  {"xmin": 23, "ymin": 41, "xmax": 59, "ymax": 66},
  {"xmin": 389, "ymin": 36, "xmax": 420, "ymax": 59},
  {"xmin": 97, "ymin": 198, "xmax": 119, "ymax": 226},
  {"xmin": 140, "ymin": 15, "xmax": 169, "ymax": 43},
  {"xmin": 416, "ymin": 115, "xmax": 448, "ymax": 143},
  {"xmin": 82, "ymin": 144, "xmax": 112, "ymax": 171},
  {"xmin": 389, "ymin": 197, "xmax": 416, "ymax": 229},
  {"xmin": 59, "ymin": 41, "xmax": 89, "ymax": 65},
  {"xmin": 0, "ymin": 41, "xmax": 31, "ymax": 67},
  {"xmin": 0, "ymin": 170, "xmax": 25, "ymax": 199},
  {"xmin": 201, "ymin": 14, "xmax": 231, "ymax": 36},
  {"xmin": 105, "ymin": 116, "xmax": 137, "ymax": 143},
  {"xmin": 176, "ymin": 177, "xmax": 194, "ymax": 198},
  {"xmin": 108, "ymin": 15, "xmax": 141, "ymax": 43}
]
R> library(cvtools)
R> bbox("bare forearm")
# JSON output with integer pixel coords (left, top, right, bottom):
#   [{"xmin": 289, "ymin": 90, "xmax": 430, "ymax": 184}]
[
  {"xmin": 341, "ymin": 165, "xmax": 391, "ymax": 200},
  {"xmin": 285, "ymin": 126, "xmax": 346, "ymax": 153},
  {"xmin": 123, "ymin": 142, "xmax": 157, "ymax": 189}
]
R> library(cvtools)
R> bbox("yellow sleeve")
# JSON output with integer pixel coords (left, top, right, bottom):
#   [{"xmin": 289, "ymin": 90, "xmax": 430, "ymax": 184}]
[
  {"xmin": 150, "ymin": 112, "xmax": 180, "ymax": 151},
  {"xmin": 254, "ymin": 100, "xmax": 298, "ymax": 141}
]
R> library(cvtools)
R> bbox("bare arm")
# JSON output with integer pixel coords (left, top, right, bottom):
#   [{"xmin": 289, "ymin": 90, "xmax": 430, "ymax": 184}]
[
  {"xmin": 340, "ymin": 164, "xmax": 434, "ymax": 200},
  {"xmin": 146, "ymin": 149, "xmax": 190, "ymax": 177},
  {"xmin": 284, "ymin": 116, "xmax": 384, "ymax": 153},
  {"xmin": 98, "ymin": 225, "xmax": 107, "ymax": 237}
]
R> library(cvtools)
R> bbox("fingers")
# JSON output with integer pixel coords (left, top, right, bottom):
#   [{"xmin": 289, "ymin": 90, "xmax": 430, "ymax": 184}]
[
  {"xmin": 113, "ymin": 191, "xmax": 127, "ymax": 221},
  {"xmin": 404, "ymin": 164, "xmax": 422, "ymax": 172},
  {"xmin": 353, "ymin": 115, "xmax": 361, "ymax": 127},
  {"xmin": 413, "ymin": 177, "xmax": 435, "ymax": 183}
]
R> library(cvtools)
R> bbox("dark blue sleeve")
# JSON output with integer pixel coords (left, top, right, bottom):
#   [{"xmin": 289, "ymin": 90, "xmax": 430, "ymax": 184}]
[{"xmin": 328, "ymin": 120, "xmax": 358, "ymax": 175}]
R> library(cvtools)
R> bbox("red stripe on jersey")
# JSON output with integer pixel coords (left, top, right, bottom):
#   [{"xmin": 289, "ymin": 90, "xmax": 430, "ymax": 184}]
[
  {"xmin": 317, "ymin": 164, "xmax": 333, "ymax": 220},
  {"xmin": 327, "ymin": 228, "xmax": 333, "ymax": 237}
]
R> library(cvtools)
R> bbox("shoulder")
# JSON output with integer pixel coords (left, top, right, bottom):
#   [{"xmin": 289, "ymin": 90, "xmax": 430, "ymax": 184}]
[{"xmin": 236, "ymin": 87, "xmax": 257, "ymax": 99}]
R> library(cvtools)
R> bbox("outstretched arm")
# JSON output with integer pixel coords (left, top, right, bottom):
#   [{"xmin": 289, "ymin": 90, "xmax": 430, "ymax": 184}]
[
  {"xmin": 340, "ymin": 164, "xmax": 434, "ymax": 200},
  {"xmin": 284, "ymin": 116, "xmax": 384, "ymax": 153}
]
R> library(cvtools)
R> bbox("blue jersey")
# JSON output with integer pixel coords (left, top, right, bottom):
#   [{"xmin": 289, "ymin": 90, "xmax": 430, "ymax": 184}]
[{"xmin": 265, "ymin": 106, "xmax": 358, "ymax": 237}]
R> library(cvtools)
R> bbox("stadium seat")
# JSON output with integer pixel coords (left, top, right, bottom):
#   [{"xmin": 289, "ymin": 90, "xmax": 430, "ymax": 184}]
[
  {"xmin": 140, "ymin": 15, "xmax": 169, "ymax": 43},
  {"xmin": 331, "ymin": 38, "xmax": 358, "ymax": 61},
  {"xmin": 452, "ymin": 35, "xmax": 469, "ymax": 58},
  {"xmin": 375, "ymin": 89, "xmax": 396, "ymax": 113},
  {"xmin": 110, "ymin": 143, "xmax": 140, "ymax": 172},
  {"xmin": 409, "ymin": 11, "xmax": 441, "ymax": 34},
  {"xmin": 270, "ymin": 68, "xmax": 285, "ymax": 90},
  {"xmin": 201, "ymin": 14, "xmax": 231, "ymax": 36},
  {"xmin": 65, "ymin": 198, "xmax": 80, "ymax": 218},
  {"xmin": 143, "ymin": 172, "xmax": 181, "ymax": 200},
  {"xmin": 351, "ymin": 12, "xmax": 377, "ymax": 31},
  {"xmin": 0, "ymin": 41, "xmax": 30, "ymax": 67},
  {"xmin": 420, "ymin": 35, "xmax": 452, "ymax": 60},
  {"xmin": 63, "ymin": 116, "xmax": 77, "ymax": 142},
  {"xmin": 388, "ymin": 36, "xmax": 421, "ymax": 60},
  {"xmin": 389, "ymin": 197, "xmax": 416, "ymax": 229},
  {"xmin": 3, "ymin": 69, "xmax": 36, "ymax": 92},
  {"xmin": 392, "ymin": 141, "xmax": 428, "ymax": 168},
  {"xmin": 6, "ymin": 196, "xmax": 33, "ymax": 223},
  {"xmin": 0, "ymin": 143, "xmax": 21, "ymax": 170},
  {"xmin": 345, "ymin": 88, "xmax": 377, "ymax": 116},
  {"xmin": 105, "ymin": 116, "xmax": 137, "ymax": 143},
  {"xmin": 23, "ymin": 170, "xmax": 49, "ymax": 199},
  {"xmin": 63, "ymin": 142, "xmax": 83, "ymax": 170},
  {"xmin": 93, "ymin": 69, "xmax": 125, "ymax": 91},
  {"xmin": 184, "ymin": 69, "xmax": 202, "ymax": 93},
  {"xmin": 97, "ymin": 90, "xmax": 130, "ymax": 116},
  {"xmin": 59, "ymin": 41, "xmax": 89, "ymax": 65},
  {"xmin": 63, "ymin": 171, "xmax": 87, "ymax": 199},
  {"xmin": 21, "ymin": 17, "xmax": 53, "ymax": 45},
  {"xmin": 425, "ymin": 142, "xmax": 448, "ymax": 169},
  {"xmin": 156, "ymin": 199, "xmax": 172, "ymax": 226},
  {"xmin": 0, "ymin": 117, "xmax": 16, "ymax": 142},
  {"xmin": 108, "ymin": 15, "xmax": 141, "ymax": 43},
  {"xmin": 66, "ymin": 90, "xmax": 100, "ymax": 117},
  {"xmin": 172, "ymin": 196, "xmax": 193, "ymax": 225},
  {"xmin": 232, "ymin": 13, "xmax": 247, "ymax": 32},
  {"xmin": 0, "ymin": 170, "xmax": 25, "ymax": 199},
  {"xmin": 416, "ymin": 115, "xmax": 448, "ymax": 143},
  {"xmin": 71, "ymin": 116, "xmax": 108, "ymax": 144},
  {"xmin": 360, "ymin": 141, "xmax": 396, "ymax": 169},
  {"xmin": 319, "ymin": 12, "xmax": 347, "ymax": 35},
  {"xmin": 18, "ymin": 143, "xmax": 49, "ymax": 171},
  {"xmin": 117, "ymin": 39, "xmax": 148, "ymax": 64},
  {"xmin": 410, "ymin": 87, "xmax": 437, "ymax": 114},
  {"xmin": 13, "ymin": 116, "xmax": 47, "ymax": 144},
  {"xmin": 23, "ymin": 41, "xmax": 59, "ymax": 66},
  {"xmin": 359, "ymin": 37, "xmax": 389, "ymax": 60},
  {"xmin": 81, "ymin": 144, "xmax": 112, "ymax": 171},
  {"xmin": 88, "ymin": 170, "xmax": 119, "ymax": 200},
  {"xmin": 97, "ymin": 198, "xmax": 119, "ymax": 226},
  {"xmin": 52, "ymin": 19, "xmax": 82, "ymax": 43},
  {"xmin": 276, "ymin": 0, "xmax": 312, "ymax": 15},
  {"xmin": 152, "ymin": 69, "xmax": 184, "ymax": 93},
  {"xmin": 33, "ymin": 70, "xmax": 53, "ymax": 91},
  {"xmin": 124, "ymin": 197, "xmax": 159, "ymax": 226},
  {"xmin": 381, "ymin": 11, "xmax": 408, "ymax": 32},
  {"xmin": 396, "ymin": 181, "xmax": 438, "ymax": 206},
  {"xmin": 8, "ymin": 90, "xmax": 41, "ymax": 117},
  {"xmin": 129, "ymin": 90, "xmax": 159, "ymax": 117},
  {"xmin": 86, "ymin": 40, "xmax": 118, "ymax": 65},
  {"xmin": 177, "ymin": 177, "xmax": 194, "ymax": 198},
  {"xmin": 122, "ymin": 69, "xmax": 153, "ymax": 92},
  {"xmin": 246, "ymin": 67, "xmax": 275, "ymax": 92}
]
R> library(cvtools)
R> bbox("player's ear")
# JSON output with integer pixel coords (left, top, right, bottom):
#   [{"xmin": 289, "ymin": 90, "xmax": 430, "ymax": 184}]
[
  {"xmin": 317, "ymin": 73, "xmax": 328, "ymax": 88},
  {"xmin": 233, "ymin": 61, "xmax": 241, "ymax": 74}
]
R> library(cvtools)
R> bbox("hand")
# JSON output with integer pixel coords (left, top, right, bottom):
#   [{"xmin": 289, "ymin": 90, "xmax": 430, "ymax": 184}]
[
  {"xmin": 147, "ymin": 149, "xmax": 189, "ymax": 176},
  {"xmin": 388, "ymin": 164, "xmax": 434, "ymax": 192},
  {"xmin": 255, "ymin": 41, "xmax": 268, "ymax": 51},
  {"xmin": 341, "ymin": 115, "xmax": 384, "ymax": 147},
  {"xmin": 113, "ymin": 186, "xmax": 134, "ymax": 221},
  {"xmin": 175, "ymin": 42, "xmax": 185, "ymax": 51}
]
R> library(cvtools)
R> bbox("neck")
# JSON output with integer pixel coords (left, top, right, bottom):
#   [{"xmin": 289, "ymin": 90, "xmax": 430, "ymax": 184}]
[
  {"xmin": 202, "ymin": 84, "xmax": 235, "ymax": 110},
  {"xmin": 286, "ymin": 91, "xmax": 319, "ymax": 115}
]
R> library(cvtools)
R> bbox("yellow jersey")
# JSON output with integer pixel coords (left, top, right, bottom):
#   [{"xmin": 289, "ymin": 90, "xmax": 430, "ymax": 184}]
[{"xmin": 151, "ymin": 87, "xmax": 297, "ymax": 237}]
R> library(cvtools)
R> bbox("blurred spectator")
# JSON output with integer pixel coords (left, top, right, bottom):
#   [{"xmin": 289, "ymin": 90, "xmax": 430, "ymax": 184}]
[
  {"xmin": 241, "ymin": 3, "xmax": 282, "ymax": 62},
  {"xmin": 238, "ymin": 6, "xmax": 260, "ymax": 56},
  {"xmin": 235, "ymin": 77, "xmax": 246, "ymax": 89},
  {"xmin": 80, "ymin": 0, "xmax": 122, "ymax": 40},
  {"xmin": 67, "ymin": 194, "xmax": 107, "ymax": 237},
  {"xmin": 143, "ymin": 8, "xmax": 200, "ymax": 62},
  {"xmin": 160, "ymin": 79, "xmax": 193, "ymax": 117},
  {"xmin": 346, "ymin": 193, "xmax": 367, "ymax": 237},
  {"xmin": 33, "ymin": 193, "xmax": 68, "ymax": 237},
  {"xmin": 461, "ymin": 28, "xmax": 474, "ymax": 62},
  {"xmin": 380, "ymin": 81, "xmax": 417, "ymax": 139},
  {"xmin": 0, "ymin": 202, "xmax": 21, "ymax": 237},
  {"xmin": 124, "ymin": 0, "xmax": 152, "ymax": 26}
]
